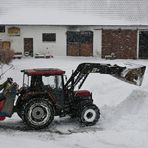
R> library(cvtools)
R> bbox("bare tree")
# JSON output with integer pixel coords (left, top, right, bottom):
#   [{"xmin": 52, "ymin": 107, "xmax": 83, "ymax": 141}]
[
  {"xmin": 0, "ymin": 49, "xmax": 14, "ymax": 64},
  {"xmin": 0, "ymin": 49, "xmax": 14, "ymax": 78}
]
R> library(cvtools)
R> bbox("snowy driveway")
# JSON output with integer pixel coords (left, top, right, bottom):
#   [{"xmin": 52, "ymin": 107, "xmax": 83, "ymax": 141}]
[{"xmin": 0, "ymin": 57, "xmax": 148, "ymax": 148}]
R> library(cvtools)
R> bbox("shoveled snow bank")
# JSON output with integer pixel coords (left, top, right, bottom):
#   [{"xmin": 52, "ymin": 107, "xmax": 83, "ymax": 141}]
[{"xmin": 100, "ymin": 89, "xmax": 148, "ymax": 131}]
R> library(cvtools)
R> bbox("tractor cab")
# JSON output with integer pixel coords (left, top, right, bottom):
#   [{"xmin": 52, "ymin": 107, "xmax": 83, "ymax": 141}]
[
  {"xmin": 0, "ymin": 62, "xmax": 145, "ymax": 130},
  {"xmin": 20, "ymin": 68, "xmax": 66, "ymax": 107}
]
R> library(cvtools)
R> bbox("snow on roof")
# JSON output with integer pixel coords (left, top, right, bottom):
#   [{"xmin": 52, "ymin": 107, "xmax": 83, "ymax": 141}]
[{"xmin": 0, "ymin": 0, "xmax": 148, "ymax": 25}]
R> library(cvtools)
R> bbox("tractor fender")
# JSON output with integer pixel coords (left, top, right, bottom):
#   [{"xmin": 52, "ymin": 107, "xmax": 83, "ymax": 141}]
[
  {"xmin": 0, "ymin": 100, "xmax": 6, "ymax": 121},
  {"xmin": 74, "ymin": 90, "xmax": 93, "ymax": 103},
  {"xmin": 74, "ymin": 90, "xmax": 92, "ymax": 97},
  {"xmin": 16, "ymin": 94, "xmax": 56, "ymax": 120},
  {"xmin": 20, "ymin": 92, "xmax": 56, "ymax": 105}
]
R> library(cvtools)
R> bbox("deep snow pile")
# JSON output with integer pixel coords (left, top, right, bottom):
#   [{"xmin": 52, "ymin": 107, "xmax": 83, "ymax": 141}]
[
  {"xmin": 100, "ymin": 89, "xmax": 148, "ymax": 131},
  {"xmin": 0, "ymin": 57, "xmax": 148, "ymax": 148}
]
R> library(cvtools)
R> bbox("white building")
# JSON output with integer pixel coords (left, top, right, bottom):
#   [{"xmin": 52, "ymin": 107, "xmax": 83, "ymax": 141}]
[{"xmin": 0, "ymin": 25, "xmax": 102, "ymax": 57}]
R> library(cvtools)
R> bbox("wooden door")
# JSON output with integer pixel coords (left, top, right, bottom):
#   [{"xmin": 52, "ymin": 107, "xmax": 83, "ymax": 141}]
[
  {"xmin": 67, "ymin": 31, "xmax": 80, "ymax": 56},
  {"xmin": 67, "ymin": 31, "xmax": 93, "ymax": 56},
  {"xmin": 67, "ymin": 42, "xmax": 80, "ymax": 56},
  {"xmin": 79, "ymin": 31, "xmax": 93, "ymax": 56},
  {"xmin": 24, "ymin": 38, "xmax": 33, "ymax": 56}
]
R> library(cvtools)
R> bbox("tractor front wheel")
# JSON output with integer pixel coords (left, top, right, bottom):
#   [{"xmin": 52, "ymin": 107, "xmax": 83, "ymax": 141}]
[
  {"xmin": 79, "ymin": 104, "xmax": 100, "ymax": 126},
  {"xmin": 24, "ymin": 98, "xmax": 54, "ymax": 129}
]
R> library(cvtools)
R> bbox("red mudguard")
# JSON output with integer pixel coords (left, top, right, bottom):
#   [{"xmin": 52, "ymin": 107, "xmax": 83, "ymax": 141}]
[
  {"xmin": 0, "ymin": 116, "xmax": 5, "ymax": 121},
  {"xmin": 0, "ymin": 100, "xmax": 6, "ymax": 121}
]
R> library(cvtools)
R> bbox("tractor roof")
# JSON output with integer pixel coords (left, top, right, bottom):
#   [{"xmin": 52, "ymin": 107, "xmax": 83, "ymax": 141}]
[{"xmin": 21, "ymin": 68, "xmax": 65, "ymax": 76}]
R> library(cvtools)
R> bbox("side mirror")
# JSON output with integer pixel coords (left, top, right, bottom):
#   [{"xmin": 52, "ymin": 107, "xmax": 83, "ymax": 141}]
[{"xmin": 64, "ymin": 75, "xmax": 68, "ymax": 82}]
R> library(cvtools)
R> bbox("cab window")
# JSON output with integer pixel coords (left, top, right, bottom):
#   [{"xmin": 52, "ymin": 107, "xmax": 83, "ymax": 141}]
[{"xmin": 42, "ymin": 75, "xmax": 63, "ymax": 89}]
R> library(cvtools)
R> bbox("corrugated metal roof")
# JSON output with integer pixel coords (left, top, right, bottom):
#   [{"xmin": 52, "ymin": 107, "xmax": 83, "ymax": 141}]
[{"xmin": 0, "ymin": 0, "xmax": 148, "ymax": 25}]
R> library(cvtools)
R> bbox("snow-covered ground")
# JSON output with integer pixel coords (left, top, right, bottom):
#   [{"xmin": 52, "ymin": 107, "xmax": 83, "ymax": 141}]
[{"xmin": 0, "ymin": 56, "xmax": 148, "ymax": 148}]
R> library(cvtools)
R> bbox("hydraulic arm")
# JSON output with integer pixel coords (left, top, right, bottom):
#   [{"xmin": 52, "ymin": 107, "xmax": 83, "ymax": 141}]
[{"xmin": 65, "ymin": 63, "xmax": 146, "ymax": 90}]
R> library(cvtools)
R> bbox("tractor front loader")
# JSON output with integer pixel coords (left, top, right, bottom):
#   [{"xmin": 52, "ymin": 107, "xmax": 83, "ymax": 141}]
[{"xmin": 0, "ymin": 62, "xmax": 146, "ymax": 129}]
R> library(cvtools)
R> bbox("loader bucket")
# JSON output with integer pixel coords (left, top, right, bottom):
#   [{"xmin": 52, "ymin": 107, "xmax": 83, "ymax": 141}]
[{"xmin": 114, "ymin": 63, "xmax": 146, "ymax": 86}]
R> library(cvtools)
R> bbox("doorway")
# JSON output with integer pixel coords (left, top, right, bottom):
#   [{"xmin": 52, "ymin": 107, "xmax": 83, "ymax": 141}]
[
  {"xmin": 67, "ymin": 31, "xmax": 93, "ymax": 56},
  {"xmin": 139, "ymin": 31, "xmax": 148, "ymax": 58},
  {"xmin": 24, "ymin": 38, "xmax": 33, "ymax": 56}
]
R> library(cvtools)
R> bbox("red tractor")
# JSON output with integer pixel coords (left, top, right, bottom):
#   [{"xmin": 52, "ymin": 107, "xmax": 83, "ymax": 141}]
[{"xmin": 0, "ymin": 63, "xmax": 146, "ymax": 129}]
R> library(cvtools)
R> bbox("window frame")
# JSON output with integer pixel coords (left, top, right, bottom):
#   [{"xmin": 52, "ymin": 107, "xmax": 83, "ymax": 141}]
[
  {"xmin": 0, "ymin": 25, "xmax": 5, "ymax": 33},
  {"xmin": 42, "ymin": 33, "xmax": 56, "ymax": 42}
]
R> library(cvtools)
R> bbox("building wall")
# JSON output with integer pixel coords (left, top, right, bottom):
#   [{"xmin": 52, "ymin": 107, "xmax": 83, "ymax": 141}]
[
  {"xmin": 21, "ymin": 26, "xmax": 67, "ymax": 56},
  {"xmin": 0, "ymin": 25, "xmax": 102, "ymax": 57},
  {"xmin": 93, "ymin": 29, "xmax": 102, "ymax": 57}
]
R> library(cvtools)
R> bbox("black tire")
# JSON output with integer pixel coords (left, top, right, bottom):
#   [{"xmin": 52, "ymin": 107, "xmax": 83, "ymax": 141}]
[
  {"xmin": 23, "ymin": 98, "xmax": 54, "ymax": 129},
  {"xmin": 79, "ymin": 104, "xmax": 100, "ymax": 126}
]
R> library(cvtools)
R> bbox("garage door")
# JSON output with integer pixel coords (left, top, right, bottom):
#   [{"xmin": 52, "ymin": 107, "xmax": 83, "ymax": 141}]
[
  {"xmin": 67, "ymin": 31, "xmax": 93, "ymax": 56},
  {"xmin": 139, "ymin": 31, "xmax": 148, "ymax": 59},
  {"xmin": 102, "ymin": 30, "xmax": 137, "ymax": 59}
]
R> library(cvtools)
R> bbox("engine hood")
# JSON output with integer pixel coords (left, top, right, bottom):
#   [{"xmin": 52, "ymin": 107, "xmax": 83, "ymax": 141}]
[{"xmin": 74, "ymin": 90, "xmax": 92, "ymax": 97}]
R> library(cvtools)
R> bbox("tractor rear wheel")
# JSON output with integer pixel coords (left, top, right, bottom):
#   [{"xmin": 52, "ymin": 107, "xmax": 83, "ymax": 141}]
[
  {"xmin": 23, "ymin": 98, "xmax": 54, "ymax": 129},
  {"xmin": 79, "ymin": 104, "xmax": 100, "ymax": 126}
]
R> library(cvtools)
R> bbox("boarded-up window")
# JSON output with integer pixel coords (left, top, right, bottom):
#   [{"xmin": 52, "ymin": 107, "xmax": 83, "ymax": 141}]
[
  {"xmin": 2, "ymin": 41, "xmax": 11, "ymax": 49},
  {"xmin": 42, "ymin": 33, "xmax": 56, "ymax": 42},
  {"xmin": 0, "ymin": 26, "xmax": 5, "ymax": 33},
  {"xmin": 67, "ymin": 32, "xmax": 79, "ymax": 42},
  {"xmin": 80, "ymin": 31, "xmax": 93, "ymax": 43}
]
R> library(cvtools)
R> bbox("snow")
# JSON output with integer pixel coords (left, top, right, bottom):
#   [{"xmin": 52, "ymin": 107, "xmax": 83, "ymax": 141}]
[
  {"xmin": 1, "ymin": 0, "xmax": 148, "ymax": 25},
  {"xmin": 0, "ymin": 56, "xmax": 148, "ymax": 148},
  {"xmin": 0, "ymin": 7, "xmax": 130, "ymax": 26}
]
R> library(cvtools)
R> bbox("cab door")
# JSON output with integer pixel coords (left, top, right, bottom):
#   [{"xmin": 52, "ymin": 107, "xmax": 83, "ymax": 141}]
[{"xmin": 42, "ymin": 75, "xmax": 64, "ymax": 107}]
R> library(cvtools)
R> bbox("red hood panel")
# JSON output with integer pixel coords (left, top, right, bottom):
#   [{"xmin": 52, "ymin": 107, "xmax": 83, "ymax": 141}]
[{"xmin": 75, "ymin": 90, "xmax": 91, "ymax": 97}]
